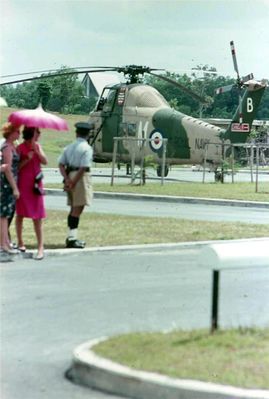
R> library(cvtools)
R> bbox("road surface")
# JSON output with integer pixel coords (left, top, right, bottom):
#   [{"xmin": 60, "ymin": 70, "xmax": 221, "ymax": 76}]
[
  {"xmin": 1, "ymin": 246, "xmax": 269, "ymax": 399},
  {"xmin": 45, "ymin": 193, "xmax": 269, "ymax": 224},
  {"xmin": 43, "ymin": 166, "xmax": 269, "ymax": 185}
]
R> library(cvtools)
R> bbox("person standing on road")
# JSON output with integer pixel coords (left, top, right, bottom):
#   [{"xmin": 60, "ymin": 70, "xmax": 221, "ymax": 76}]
[
  {"xmin": 58, "ymin": 122, "xmax": 93, "ymax": 249},
  {"xmin": 0, "ymin": 123, "xmax": 20, "ymax": 254},
  {"xmin": 16, "ymin": 127, "xmax": 48, "ymax": 260}
]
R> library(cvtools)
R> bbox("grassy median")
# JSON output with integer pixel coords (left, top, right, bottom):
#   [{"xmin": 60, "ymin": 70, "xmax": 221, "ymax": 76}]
[
  {"xmin": 47, "ymin": 181, "xmax": 269, "ymax": 202},
  {"xmin": 9, "ymin": 209, "xmax": 269, "ymax": 249},
  {"xmin": 93, "ymin": 328, "xmax": 269, "ymax": 389}
]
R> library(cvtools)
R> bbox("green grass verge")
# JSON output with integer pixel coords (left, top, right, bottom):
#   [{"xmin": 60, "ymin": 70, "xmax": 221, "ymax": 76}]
[
  {"xmin": 93, "ymin": 328, "xmax": 269, "ymax": 389},
  {"xmin": 9, "ymin": 209, "xmax": 269, "ymax": 249},
  {"xmin": 95, "ymin": 181, "xmax": 269, "ymax": 202},
  {"xmin": 47, "ymin": 181, "xmax": 269, "ymax": 202}
]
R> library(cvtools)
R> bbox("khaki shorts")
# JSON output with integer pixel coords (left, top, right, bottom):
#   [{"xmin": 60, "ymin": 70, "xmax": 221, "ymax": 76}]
[{"xmin": 67, "ymin": 171, "xmax": 93, "ymax": 207}]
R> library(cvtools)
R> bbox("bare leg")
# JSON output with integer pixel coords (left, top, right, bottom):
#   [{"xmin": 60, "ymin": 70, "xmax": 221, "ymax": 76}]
[
  {"xmin": 70, "ymin": 205, "xmax": 84, "ymax": 218},
  {"xmin": 33, "ymin": 219, "xmax": 44, "ymax": 257},
  {"xmin": 8, "ymin": 210, "xmax": 15, "ymax": 244},
  {"xmin": 0, "ymin": 217, "xmax": 11, "ymax": 250},
  {"xmin": 16, "ymin": 215, "xmax": 25, "ymax": 248}
]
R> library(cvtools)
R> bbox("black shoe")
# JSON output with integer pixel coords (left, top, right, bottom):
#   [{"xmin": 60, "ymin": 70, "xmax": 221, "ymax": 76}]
[
  {"xmin": 77, "ymin": 239, "xmax": 86, "ymax": 246},
  {"xmin": 65, "ymin": 239, "xmax": 85, "ymax": 249}
]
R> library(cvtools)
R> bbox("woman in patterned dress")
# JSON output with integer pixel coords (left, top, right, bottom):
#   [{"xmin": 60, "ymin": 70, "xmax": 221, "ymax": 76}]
[
  {"xmin": 16, "ymin": 127, "xmax": 48, "ymax": 260},
  {"xmin": 0, "ymin": 123, "xmax": 20, "ymax": 253}
]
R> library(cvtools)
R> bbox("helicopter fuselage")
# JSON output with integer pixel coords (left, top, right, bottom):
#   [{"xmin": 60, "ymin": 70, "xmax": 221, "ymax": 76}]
[{"xmin": 88, "ymin": 82, "xmax": 264, "ymax": 171}]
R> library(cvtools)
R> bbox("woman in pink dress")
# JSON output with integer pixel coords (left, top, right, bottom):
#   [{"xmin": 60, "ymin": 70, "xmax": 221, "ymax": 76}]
[{"xmin": 16, "ymin": 127, "xmax": 48, "ymax": 260}]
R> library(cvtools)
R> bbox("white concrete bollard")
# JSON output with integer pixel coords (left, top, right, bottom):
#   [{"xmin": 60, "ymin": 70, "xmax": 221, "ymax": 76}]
[
  {"xmin": 199, "ymin": 238, "xmax": 269, "ymax": 331},
  {"xmin": 199, "ymin": 238, "xmax": 269, "ymax": 269}
]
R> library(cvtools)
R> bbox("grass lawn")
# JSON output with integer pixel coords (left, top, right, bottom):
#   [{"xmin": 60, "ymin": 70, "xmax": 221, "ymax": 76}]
[
  {"xmin": 93, "ymin": 181, "xmax": 269, "ymax": 202},
  {"xmin": 47, "ymin": 181, "xmax": 269, "ymax": 202},
  {"xmin": 9, "ymin": 209, "xmax": 269, "ymax": 249},
  {"xmin": 93, "ymin": 328, "xmax": 269, "ymax": 389}
]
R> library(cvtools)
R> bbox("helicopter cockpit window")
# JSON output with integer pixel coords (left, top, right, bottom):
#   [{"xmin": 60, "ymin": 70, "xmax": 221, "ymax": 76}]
[
  {"xmin": 96, "ymin": 88, "xmax": 117, "ymax": 112},
  {"xmin": 127, "ymin": 123, "xmax": 136, "ymax": 136},
  {"xmin": 119, "ymin": 122, "xmax": 136, "ymax": 137},
  {"xmin": 119, "ymin": 122, "xmax": 128, "ymax": 136}
]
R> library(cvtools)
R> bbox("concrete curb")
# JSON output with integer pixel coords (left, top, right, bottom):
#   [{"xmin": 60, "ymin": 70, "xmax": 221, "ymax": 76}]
[
  {"xmin": 24, "ymin": 237, "xmax": 269, "ymax": 259},
  {"xmin": 3, "ymin": 237, "xmax": 265, "ymax": 261},
  {"xmin": 45, "ymin": 188, "xmax": 269, "ymax": 209},
  {"xmin": 68, "ymin": 337, "xmax": 269, "ymax": 399},
  {"xmin": 38, "ymin": 240, "xmax": 209, "ymax": 258}
]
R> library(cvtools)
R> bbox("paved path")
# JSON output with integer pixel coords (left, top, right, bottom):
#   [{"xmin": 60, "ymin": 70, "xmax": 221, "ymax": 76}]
[
  {"xmin": 1, "ymin": 246, "xmax": 269, "ymax": 399},
  {"xmin": 45, "ymin": 192, "xmax": 269, "ymax": 224},
  {"xmin": 43, "ymin": 166, "xmax": 269, "ymax": 185}
]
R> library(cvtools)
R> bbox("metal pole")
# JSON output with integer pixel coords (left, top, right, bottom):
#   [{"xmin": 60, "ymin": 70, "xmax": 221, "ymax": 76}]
[
  {"xmin": 250, "ymin": 145, "xmax": 254, "ymax": 183},
  {"xmin": 231, "ymin": 145, "xmax": 234, "ymax": 184},
  {"xmin": 140, "ymin": 139, "xmax": 145, "ymax": 185},
  {"xmin": 111, "ymin": 138, "xmax": 118, "ymax": 186},
  {"xmin": 131, "ymin": 146, "xmax": 136, "ymax": 184},
  {"xmin": 221, "ymin": 141, "xmax": 224, "ymax": 183},
  {"xmin": 202, "ymin": 145, "xmax": 208, "ymax": 183},
  {"xmin": 161, "ymin": 139, "xmax": 167, "ymax": 186},
  {"xmin": 255, "ymin": 145, "xmax": 259, "ymax": 193},
  {"xmin": 211, "ymin": 270, "xmax": 220, "ymax": 333}
]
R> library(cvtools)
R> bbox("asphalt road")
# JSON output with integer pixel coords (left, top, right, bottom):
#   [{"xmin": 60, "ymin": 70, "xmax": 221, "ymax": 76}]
[
  {"xmin": 1, "ymin": 167, "xmax": 268, "ymax": 399},
  {"xmin": 1, "ymin": 246, "xmax": 269, "ymax": 399},
  {"xmin": 45, "ymin": 193, "xmax": 269, "ymax": 224},
  {"xmin": 44, "ymin": 166, "xmax": 269, "ymax": 185}
]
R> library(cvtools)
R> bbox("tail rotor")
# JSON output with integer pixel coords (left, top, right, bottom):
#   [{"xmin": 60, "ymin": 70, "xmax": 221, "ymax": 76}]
[{"xmin": 215, "ymin": 41, "xmax": 254, "ymax": 125}]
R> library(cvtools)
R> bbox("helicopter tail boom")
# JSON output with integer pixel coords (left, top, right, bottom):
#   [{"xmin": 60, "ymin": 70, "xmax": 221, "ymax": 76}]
[{"xmin": 223, "ymin": 79, "xmax": 267, "ymax": 142}]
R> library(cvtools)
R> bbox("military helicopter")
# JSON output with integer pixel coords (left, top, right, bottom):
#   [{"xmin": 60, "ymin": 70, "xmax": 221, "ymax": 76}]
[
  {"xmin": 1, "ymin": 42, "xmax": 267, "ymax": 180},
  {"xmin": 87, "ymin": 43, "xmax": 267, "ymax": 179}
]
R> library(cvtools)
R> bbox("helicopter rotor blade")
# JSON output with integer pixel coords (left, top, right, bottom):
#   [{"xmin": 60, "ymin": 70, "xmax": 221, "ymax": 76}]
[
  {"xmin": 230, "ymin": 40, "xmax": 240, "ymax": 80},
  {"xmin": 215, "ymin": 84, "xmax": 235, "ymax": 95},
  {"xmin": 0, "ymin": 66, "xmax": 118, "ymax": 80},
  {"xmin": 149, "ymin": 71, "xmax": 208, "ymax": 104},
  {"xmin": 242, "ymin": 73, "xmax": 254, "ymax": 83},
  {"xmin": 0, "ymin": 68, "xmax": 118, "ymax": 86}
]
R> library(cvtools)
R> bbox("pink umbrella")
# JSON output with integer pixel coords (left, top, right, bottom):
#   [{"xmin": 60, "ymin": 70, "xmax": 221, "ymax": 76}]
[{"xmin": 8, "ymin": 104, "xmax": 69, "ymax": 131}]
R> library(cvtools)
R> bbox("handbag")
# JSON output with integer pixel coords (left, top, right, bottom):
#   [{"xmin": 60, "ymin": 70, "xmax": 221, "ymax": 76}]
[{"xmin": 33, "ymin": 171, "xmax": 45, "ymax": 195}]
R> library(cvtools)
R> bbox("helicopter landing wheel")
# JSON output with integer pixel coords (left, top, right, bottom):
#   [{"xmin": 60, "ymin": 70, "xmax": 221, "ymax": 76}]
[
  {"xmin": 126, "ymin": 164, "xmax": 131, "ymax": 175},
  {"xmin": 214, "ymin": 171, "xmax": 223, "ymax": 182},
  {"xmin": 157, "ymin": 165, "xmax": 169, "ymax": 177}
]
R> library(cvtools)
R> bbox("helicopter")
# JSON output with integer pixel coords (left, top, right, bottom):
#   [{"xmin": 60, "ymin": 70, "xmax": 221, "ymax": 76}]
[
  {"xmin": 1, "ymin": 42, "xmax": 267, "ymax": 180},
  {"xmin": 87, "ymin": 43, "xmax": 267, "ymax": 179}
]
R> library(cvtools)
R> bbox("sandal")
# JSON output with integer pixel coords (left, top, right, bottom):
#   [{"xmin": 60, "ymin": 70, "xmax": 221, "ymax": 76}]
[
  {"xmin": 2, "ymin": 247, "xmax": 20, "ymax": 255},
  {"xmin": 18, "ymin": 246, "xmax": 27, "ymax": 252}
]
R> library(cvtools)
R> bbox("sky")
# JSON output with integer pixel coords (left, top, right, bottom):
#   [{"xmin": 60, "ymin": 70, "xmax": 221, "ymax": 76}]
[{"xmin": 0, "ymin": 0, "xmax": 269, "ymax": 84}]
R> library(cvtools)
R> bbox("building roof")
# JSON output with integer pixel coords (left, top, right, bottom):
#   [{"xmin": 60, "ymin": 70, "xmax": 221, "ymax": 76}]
[{"xmin": 83, "ymin": 72, "xmax": 123, "ymax": 96}]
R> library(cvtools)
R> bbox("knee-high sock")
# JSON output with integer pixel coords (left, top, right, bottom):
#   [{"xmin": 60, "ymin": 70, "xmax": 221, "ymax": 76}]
[{"xmin": 67, "ymin": 215, "xmax": 79, "ymax": 240}]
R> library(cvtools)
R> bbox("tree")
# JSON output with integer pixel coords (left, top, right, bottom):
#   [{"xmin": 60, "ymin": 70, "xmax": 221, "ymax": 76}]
[{"xmin": 37, "ymin": 82, "xmax": 51, "ymax": 109}]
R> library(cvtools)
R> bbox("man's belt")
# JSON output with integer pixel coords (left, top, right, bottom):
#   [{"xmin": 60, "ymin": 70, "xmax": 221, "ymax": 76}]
[{"xmin": 67, "ymin": 166, "xmax": 90, "ymax": 172}]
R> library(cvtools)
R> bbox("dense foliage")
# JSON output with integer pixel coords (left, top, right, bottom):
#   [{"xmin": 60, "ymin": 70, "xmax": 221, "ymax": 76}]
[
  {"xmin": 145, "ymin": 68, "xmax": 269, "ymax": 120},
  {"xmin": 1, "ymin": 66, "xmax": 268, "ymax": 120},
  {"xmin": 0, "ymin": 66, "xmax": 96, "ymax": 115}
]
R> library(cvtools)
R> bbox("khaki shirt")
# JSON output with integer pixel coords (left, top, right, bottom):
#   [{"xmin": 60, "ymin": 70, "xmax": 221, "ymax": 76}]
[{"xmin": 58, "ymin": 138, "xmax": 93, "ymax": 168}]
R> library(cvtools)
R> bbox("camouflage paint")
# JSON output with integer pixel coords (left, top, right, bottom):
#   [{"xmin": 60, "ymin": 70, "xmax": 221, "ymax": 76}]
[
  {"xmin": 152, "ymin": 108, "xmax": 191, "ymax": 159},
  {"xmin": 100, "ymin": 85, "xmax": 124, "ymax": 153},
  {"xmin": 224, "ymin": 83, "xmax": 266, "ymax": 143},
  {"xmin": 90, "ymin": 80, "xmax": 266, "ymax": 168}
]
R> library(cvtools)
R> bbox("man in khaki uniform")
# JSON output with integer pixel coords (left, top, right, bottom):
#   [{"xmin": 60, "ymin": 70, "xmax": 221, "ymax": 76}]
[{"xmin": 58, "ymin": 122, "xmax": 93, "ymax": 248}]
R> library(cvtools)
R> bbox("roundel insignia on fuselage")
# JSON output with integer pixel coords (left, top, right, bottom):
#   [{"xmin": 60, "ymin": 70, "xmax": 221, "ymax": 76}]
[{"xmin": 149, "ymin": 129, "xmax": 163, "ymax": 152}]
